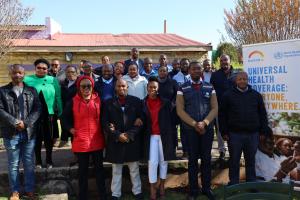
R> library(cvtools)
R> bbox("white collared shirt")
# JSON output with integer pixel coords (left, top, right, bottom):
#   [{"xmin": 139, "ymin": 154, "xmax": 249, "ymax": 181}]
[
  {"xmin": 122, "ymin": 74, "xmax": 148, "ymax": 100},
  {"xmin": 255, "ymin": 149, "xmax": 290, "ymax": 182},
  {"xmin": 173, "ymin": 71, "xmax": 191, "ymax": 86},
  {"xmin": 102, "ymin": 77, "xmax": 113, "ymax": 84}
]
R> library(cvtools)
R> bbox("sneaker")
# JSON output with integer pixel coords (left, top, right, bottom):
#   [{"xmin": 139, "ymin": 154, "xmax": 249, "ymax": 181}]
[
  {"xmin": 35, "ymin": 164, "xmax": 42, "ymax": 169},
  {"xmin": 46, "ymin": 164, "xmax": 53, "ymax": 169},
  {"xmin": 10, "ymin": 192, "xmax": 19, "ymax": 200},
  {"xmin": 53, "ymin": 140, "xmax": 60, "ymax": 147},
  {"xmin": 134, "ymin": 193, "xmax": 144, "ymax": 200}
]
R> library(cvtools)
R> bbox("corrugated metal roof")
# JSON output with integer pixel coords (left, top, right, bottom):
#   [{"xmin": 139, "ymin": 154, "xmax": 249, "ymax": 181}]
[{"xmin": 13, "ymin": 33, "xmax": 208, "ymax": 47}]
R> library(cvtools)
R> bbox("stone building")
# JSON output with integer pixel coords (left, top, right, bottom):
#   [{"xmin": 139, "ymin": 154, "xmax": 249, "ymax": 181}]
[{"xmin": 0, "ymin": 17, "xmax": 211, "ymax": 85}]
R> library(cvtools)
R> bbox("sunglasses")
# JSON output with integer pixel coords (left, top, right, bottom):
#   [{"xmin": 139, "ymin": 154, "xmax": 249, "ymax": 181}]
[
  {"xmin": 80, "ymin": 84, "xmax": 92, "ymax": 89},
  {"xmin": 51, "ymin": 64, "xmax": 59, "ymax": 66},
  {"xmin": 36, "ymin": 66, "xmax": 48, "ymax": 70}
]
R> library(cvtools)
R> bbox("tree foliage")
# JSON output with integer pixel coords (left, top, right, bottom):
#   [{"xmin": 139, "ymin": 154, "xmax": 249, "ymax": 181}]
[
  {"xmin": 224, "ymin": 0, "xmax": 300, "ymax": 46},
  {"xmin": 0, "ymin": 0, "xmax": 33, "ymax": 60},
  {"xmin": 213, "ymin": 42, "xmax": 240, "ymax": 67}
]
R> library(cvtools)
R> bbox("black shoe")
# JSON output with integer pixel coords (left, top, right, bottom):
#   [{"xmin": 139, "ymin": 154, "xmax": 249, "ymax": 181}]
[
  {"xmin": 135, "ymin": 193, "xmax": 144, "ymax": 200},
  {"xmin": 111, "ymin": 196, "xmax": 120, "ymax": 200},
  {"xmin": 202, "ymin": 189, "xmax": 215, "ymax": 200},
  {"xmin": 219, "ymin": 151, "xmax": 225, "ymax": 159},
  {"xmin": 187, "ymin": 195, "xmax": 197, "ymax": 200}
]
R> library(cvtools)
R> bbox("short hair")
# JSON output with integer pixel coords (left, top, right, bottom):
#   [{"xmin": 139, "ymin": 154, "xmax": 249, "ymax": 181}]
[
  {"xmin": 189, "ymin": 61, "xmax": 201, "ymax": 68},
  {"xmin": 203, "ymin": 59, "xmax": 210, "ymax": 64},
  {"xmin": 148, "ymin": 76, "xmax": 159, "ymax": 83},
  {"xmin": 128, "ymin": 62, "xmax": 138, "ymax": 69},
  {"xmin": 34, "ymin": 58, "xmax": 50, "ymax": 69},
  {"xmin": 9, "ymin": 64, "xmax": 24, "ymax": 72},
  {"xmin": 144, "ymin": 57, "xmax": 152, "ymax": 63},
  {"xmin": 180, "ymin": 58, "xmax": 190, "ymax": 65},
  {"xmin": 101, "ymin": 64, "xmax": 113, "ymax": 71},
  {"xmin": 51, "ymin": 58, "xmax": 59, "ymax": 62},
  {"xmin": 82, "ymin": 60, "xmax": 93, "ymax": 68},
  {"xmin": 114, "ymin": 61, "xmax": 124, "ymax": 66},
  {"xmin": 172, "ymin": 58, "xmax": 180, "ymax": 64},
  {"xmin": 220, "ymin": 54, "xmax": 230, "ymax": 60},
  {"xmin": 65, "ymin": 65, "xmax": 77, "ymax": 72}
]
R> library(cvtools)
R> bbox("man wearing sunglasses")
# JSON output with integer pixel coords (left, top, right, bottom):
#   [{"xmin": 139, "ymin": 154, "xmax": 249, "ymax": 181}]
[{"xmin": 48, "ymin": 59, "xmax": 65, "ymax": 84}]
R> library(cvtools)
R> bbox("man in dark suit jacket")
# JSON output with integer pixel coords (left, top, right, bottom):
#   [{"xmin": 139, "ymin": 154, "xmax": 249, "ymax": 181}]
[
  {"xmin": 124, "ymin": 47, "xmax": 144, "ymax": 75},
  {"xmin": 102, "ymin": 78, "xmax": 144, "ymax": 200}
]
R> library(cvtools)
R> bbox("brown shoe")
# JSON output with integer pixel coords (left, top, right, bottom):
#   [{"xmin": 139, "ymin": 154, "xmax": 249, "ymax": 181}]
[
  {"xmin": 10, "ymin": 192, "xmax": 19, "ymax": 200},
  {"xmin": 24, "ymin": 192, "xmax": 38, "ymax": 200}
]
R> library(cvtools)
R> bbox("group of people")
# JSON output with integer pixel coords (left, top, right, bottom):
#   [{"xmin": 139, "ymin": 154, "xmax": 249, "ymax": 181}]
[{"xmin": 0, "ymin": 47, "xmax": 299, "ymax": 200}]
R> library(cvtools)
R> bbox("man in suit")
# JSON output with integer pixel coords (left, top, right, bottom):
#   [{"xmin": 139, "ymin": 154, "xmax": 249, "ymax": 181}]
[
  {"xmin": 102, "ymin": 79, "xmax": 143, "ymax": 200},
  {"xmin": 124, "ymin": 48, "xmax": 144, "ymax": 75}
]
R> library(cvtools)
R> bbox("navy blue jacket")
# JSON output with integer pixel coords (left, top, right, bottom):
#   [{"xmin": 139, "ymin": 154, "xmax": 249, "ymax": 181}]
[
  {"xmin": 219, "ymin": 86, "xmax": 268, "ymax": 135},
  {"xmin": 210, "ymin": 67, "xmax": 239, "ymax": 105}
]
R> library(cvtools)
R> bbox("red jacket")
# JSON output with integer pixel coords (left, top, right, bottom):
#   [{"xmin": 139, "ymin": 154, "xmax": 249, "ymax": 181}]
[{"xmin": 71, "ymin": 93, "xmax": 105, "ymax": 152}]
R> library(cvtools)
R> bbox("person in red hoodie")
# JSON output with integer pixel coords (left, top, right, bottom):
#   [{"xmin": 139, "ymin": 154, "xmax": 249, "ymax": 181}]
[{"xmin": 62, "ymin": 75, "xmax": 106, "ymax": 200}]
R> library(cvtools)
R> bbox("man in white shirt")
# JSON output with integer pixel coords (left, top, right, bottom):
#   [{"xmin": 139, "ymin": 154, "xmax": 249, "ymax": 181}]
[
  {"xmin": 173, "ymin": 58, "xmax": 191, "ymax": 87},
  {"xmin": 123, "ymin": 63, "xmax": 148, "ymax": 100},
  {"xmin": 255, "ymin": 134, "xmax": 296, "ymax": 182},
  {"xmin": 202, "ymin": 59, "xmax": 212, "ymax": 83}
]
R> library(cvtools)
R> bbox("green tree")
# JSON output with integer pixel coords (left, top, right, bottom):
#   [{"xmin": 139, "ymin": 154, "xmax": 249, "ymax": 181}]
[{"xmin": 213, "ymin": 42, "xmax": 241, "ymax": 68}]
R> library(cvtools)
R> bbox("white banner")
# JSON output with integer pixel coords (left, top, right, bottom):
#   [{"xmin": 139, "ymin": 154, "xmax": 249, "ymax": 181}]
[{"xmin": 243, "ymin": 39, "xmax": 300, "ymax": 137}]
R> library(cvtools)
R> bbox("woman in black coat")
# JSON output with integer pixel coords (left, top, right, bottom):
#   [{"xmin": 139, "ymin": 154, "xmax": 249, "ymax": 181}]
[
  {"xmin": 157, "ymin": 65, "xmax": 179, "ymax": 156},
  {"xmin": 142, "ymin": 76, "xmax": 176, "ymax": 200}
]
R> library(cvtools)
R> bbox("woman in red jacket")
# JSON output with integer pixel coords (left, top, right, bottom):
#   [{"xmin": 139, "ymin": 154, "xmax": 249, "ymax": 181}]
[{"xmin": 62, "ymin": 75, "xmax": 106, "ymax": 200}]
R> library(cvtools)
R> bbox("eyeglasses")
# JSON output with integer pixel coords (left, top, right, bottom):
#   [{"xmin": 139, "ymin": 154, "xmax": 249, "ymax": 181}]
[
  {"xmin": 80, "ymin": 84, "xmax": 92, "ymax": 89},
  {"xmin": 51, "ymin": 64, "xmax": 59, "ymax": 66},
  {"xmin": 36, "ymin": 66, "xmax": 48, "ymax": 70}
]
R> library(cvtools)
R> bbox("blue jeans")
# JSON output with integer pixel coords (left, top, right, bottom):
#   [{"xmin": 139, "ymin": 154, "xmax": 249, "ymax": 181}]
[
  {"xmin": 4, "ymin": 133, "xmax": 36, "ymax": 193},
  {"xmin": 228, "ymin": 132, "xmax": 259, "ymax": 185}
]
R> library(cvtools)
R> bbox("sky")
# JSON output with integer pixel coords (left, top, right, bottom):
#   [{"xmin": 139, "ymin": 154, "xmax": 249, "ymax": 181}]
[{"xmin": 22, "ymin": 0, "xmax": 236, "ymax": 49}]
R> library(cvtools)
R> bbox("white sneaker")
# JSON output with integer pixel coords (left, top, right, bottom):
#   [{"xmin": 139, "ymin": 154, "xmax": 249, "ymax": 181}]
[{"xmin": 35, "ymin": 164, "xmax": 42, "ymax": 169}]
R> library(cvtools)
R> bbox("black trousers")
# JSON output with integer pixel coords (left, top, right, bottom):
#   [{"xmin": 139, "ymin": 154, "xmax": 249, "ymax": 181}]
[
  {"xmin": 35, "ymin": 114, "xmax": 56, "ymax": 165},
  {"xmin": 60, "ymin": 126, "xmax": 71, "ymax": 142},
  {"xmin": 76, "ymin": 150, "xmax": 106, "ymax": 200}
]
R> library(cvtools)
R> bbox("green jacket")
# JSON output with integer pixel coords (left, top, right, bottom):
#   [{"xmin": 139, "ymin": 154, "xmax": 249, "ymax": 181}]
[{"xmin": 24, "ymin": 74, "xmax": 63, "ymax": 116}]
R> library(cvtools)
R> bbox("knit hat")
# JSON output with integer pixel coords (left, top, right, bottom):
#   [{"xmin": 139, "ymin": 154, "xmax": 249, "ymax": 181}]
[{"xmin": 76, "ymin": 75, "xmax": 95, "ymax": 92}]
